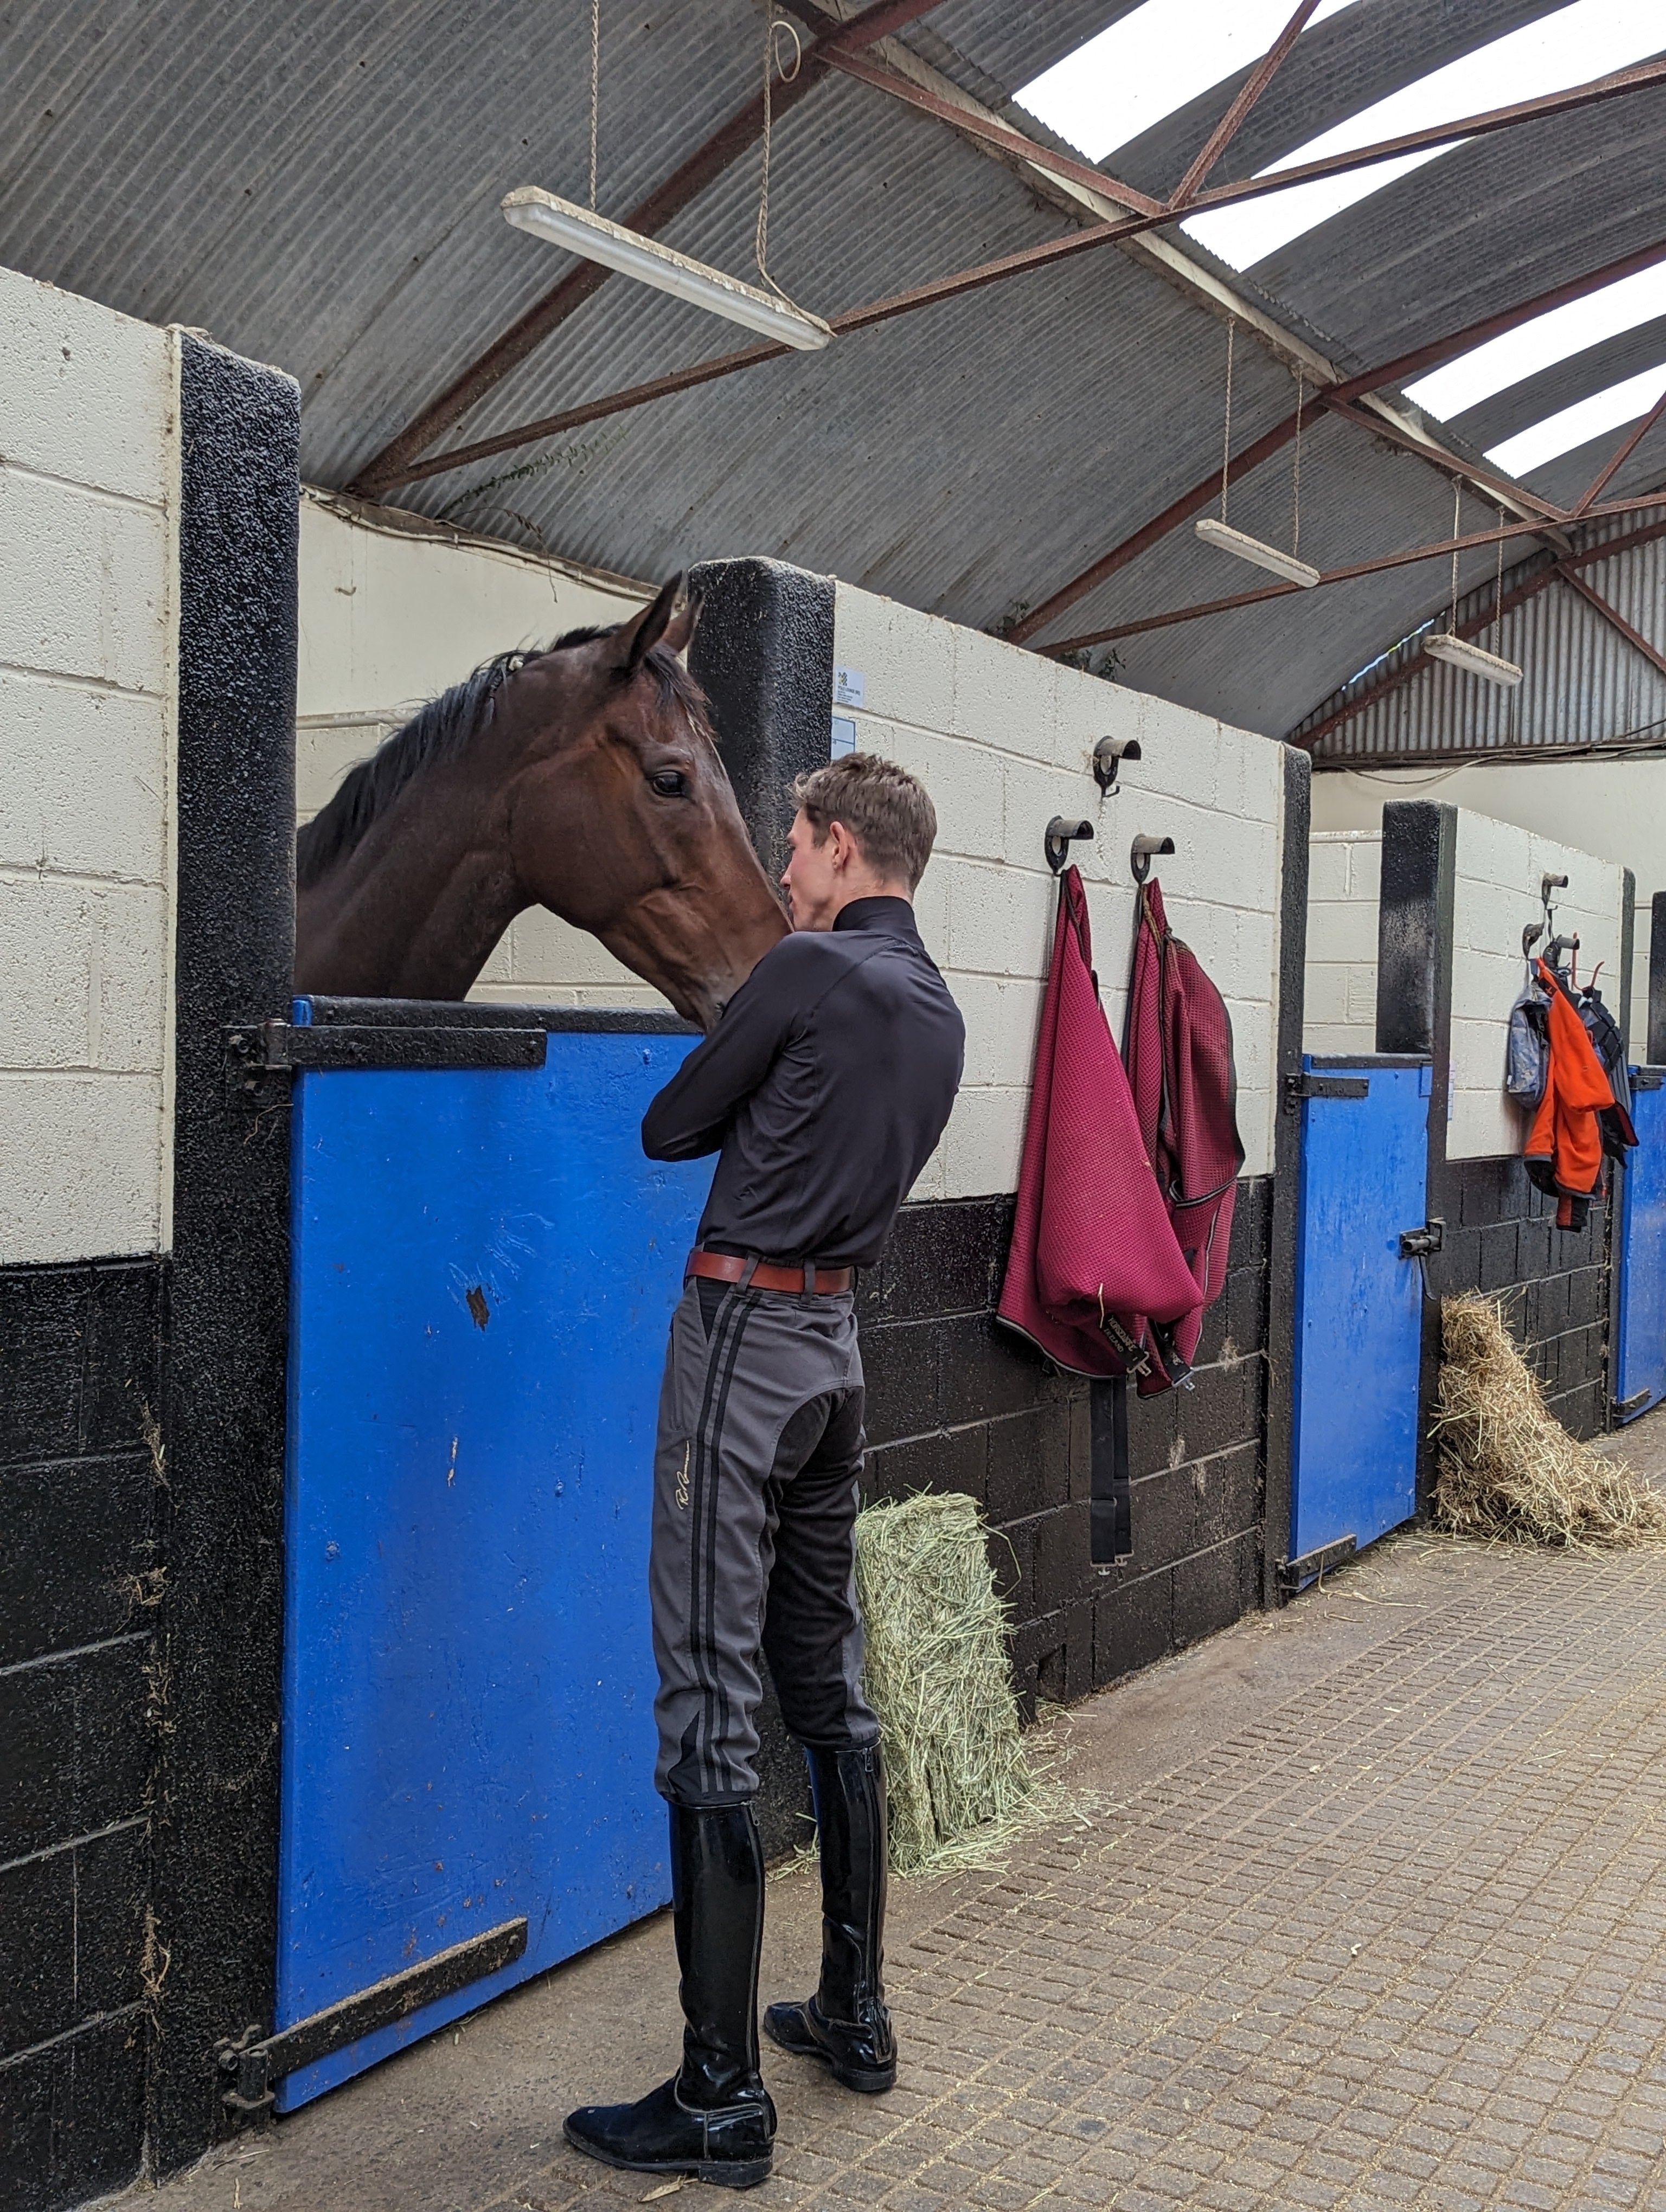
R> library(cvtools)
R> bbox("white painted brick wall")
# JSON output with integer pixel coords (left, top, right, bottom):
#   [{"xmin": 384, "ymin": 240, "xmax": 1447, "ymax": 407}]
[
  {"xmin": 1304, "ymin": 832, "xmax": 1381, "ymax": 1059},
  {"xmin": 834, "ymin": 582, "xmax": 1286, "ymax": 1201},
  {"xmin": 1449, "ymin": 812, "xmax": 1625, "ymax": 1161},
  {"xmin": 0, "ymin": 266, "xmax": 178, "ymax": 1265},
  {"xmin": 295, "ymin": 492, "xmax": 661, "ymax": 1009}
]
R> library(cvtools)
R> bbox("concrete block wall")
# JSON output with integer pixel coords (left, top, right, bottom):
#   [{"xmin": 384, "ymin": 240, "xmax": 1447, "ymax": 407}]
[
  {"xmin": 0, "ymin": 265, "xmax": 183, "ymax": 2212},
  {"xmin": 1304, "ymin": 831, "xmax": 1380, "ymax": 1058},
  {"xmin": 0, "ymin": 267, "xmax": 180, "ymax": 1264},
  {"xmin": 830, "ymin": 582, "xmax": 1284, "ymax": 1200},
  {"xmin": 294, "ymin": 491, "xmax": 658, "ymax": 1010},
  {"xmin": 1447, "ymin": 812, "xmax": 1626, "ymax": 1162}
]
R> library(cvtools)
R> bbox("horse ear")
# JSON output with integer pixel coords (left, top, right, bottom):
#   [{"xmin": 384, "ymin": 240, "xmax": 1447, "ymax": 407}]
[
  {"xmin": 616, "ymin": 574, "xmax": 684, "ymax": 680},
  {"xmin": 663, "ymin": 588, "xmax": 702, "ymax": 661}
]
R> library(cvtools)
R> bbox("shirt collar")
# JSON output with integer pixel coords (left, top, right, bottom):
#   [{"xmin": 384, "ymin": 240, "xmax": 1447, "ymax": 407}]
[{"xmin": 831, "ymin": 896, "xmax": 919, "ymax": 939}]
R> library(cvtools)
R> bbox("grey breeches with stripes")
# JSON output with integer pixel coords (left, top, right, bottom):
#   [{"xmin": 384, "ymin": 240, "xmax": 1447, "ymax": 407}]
[{"xmin": 649, "ymin": 1278, "xmax": 880, "ymax": 1807}]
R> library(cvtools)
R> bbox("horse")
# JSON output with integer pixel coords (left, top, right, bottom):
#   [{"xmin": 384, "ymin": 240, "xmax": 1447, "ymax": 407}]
[{"xmin": 294, "ymin": 576, "xmax": 789, "ymax": 1030}]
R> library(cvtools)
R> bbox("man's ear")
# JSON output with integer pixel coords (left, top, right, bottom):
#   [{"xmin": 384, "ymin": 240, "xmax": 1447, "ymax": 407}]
[{"xmin": 614, "ymin": 573, "xmax": 683, "ymax": 680}]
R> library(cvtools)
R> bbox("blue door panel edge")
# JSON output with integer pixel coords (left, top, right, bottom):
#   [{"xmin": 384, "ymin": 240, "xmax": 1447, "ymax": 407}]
[
  {"xmin": 1616, "ymin": 1073, "xmax": 1666, "ymax": 1420},
  {"xmin": 277, "ymin": 1027, "xmax": 709, "ymax": 2108},
  {"xmin": 1290, "ymin": 1056, "xmax": 1427, "ymax": 1572}
]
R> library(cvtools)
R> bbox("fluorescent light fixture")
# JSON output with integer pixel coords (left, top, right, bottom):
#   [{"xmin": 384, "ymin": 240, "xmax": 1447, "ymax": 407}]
[
  {"xmin": 502, "ymin": 188, "xmax": 832, "ymax": 351},
  {"xmin": 1182, "ymin": 1, "xmax": 1665, "ymax": 271},
  {"xmin": 1195, "ymin": 516, "xmax": 1321, "ymax": 586},
  {"xmin": 1014, "ymin": 0, "xmax": 1355, "ymax": 163},
  {"xmin": 1486, "ymin": 363, "xmax": 1666, "ymax": 477},
  {"xmin": 1424, "ymin": 632, "xmax": 1523, "ymax": 687},
  {"xmin": 1407, "ymin": 262, "xmax": 1666, "ymax": 421}
]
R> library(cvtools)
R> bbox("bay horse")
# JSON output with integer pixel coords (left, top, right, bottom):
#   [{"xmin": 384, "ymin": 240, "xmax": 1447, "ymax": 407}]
[{"xmin": 294, "ymin": 576, "xmax": 787, "ymax": 1030}]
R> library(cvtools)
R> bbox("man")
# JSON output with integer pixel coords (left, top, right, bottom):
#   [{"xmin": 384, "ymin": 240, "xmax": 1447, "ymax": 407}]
[{"xmin": 565, "ymin": 753, "xmax": 964, "ymax": 2190}]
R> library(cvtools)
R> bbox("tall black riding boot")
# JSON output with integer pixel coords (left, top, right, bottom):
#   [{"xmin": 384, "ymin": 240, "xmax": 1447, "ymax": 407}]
[
  {"xmin": 565, "ymin": 1804, "xmax": 776, "ymax": 2190},
  {"xmin": 764, "ymin": 1742, "xmax": 897, "ymax": 2093}
]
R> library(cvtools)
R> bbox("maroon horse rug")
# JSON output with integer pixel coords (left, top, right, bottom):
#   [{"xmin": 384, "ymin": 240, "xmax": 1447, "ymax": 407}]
[
  {"xmin": 1122, "ymin": 878, "xmax": 1245, "ymax": 1392},
  {"xmin": 997, "ymin": 867, "xmax": 1200, "ymax": 1380}
]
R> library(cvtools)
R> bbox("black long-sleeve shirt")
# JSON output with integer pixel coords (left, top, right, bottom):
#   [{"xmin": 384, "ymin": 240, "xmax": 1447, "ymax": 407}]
[{"xmin": 641, "ymin": 897, "xmax": 965, "ymax": 1268}]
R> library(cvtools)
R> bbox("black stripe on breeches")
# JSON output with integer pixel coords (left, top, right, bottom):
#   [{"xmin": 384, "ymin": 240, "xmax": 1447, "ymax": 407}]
[{"xmin": 649, "ymin": 1281, "xmax": 878, "ymax": 1808}]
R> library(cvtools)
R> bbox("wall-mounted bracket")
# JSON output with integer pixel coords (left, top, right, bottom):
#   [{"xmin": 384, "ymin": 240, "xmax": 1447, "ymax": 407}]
[
  {"xmin": 1130, "ymin": 834, "xmax": 1174, "ymax": 884},
  {"xmin": 1092, "ymin": 735, "xmax": 1140, "ymax": 796},
  {"xmin": 1045, "ymin": 815, "xmax": 1094, "ymax": 874}
]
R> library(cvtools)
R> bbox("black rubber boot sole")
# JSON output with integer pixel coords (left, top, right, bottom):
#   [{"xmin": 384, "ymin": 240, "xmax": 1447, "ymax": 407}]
[
  {"xmin": 562, "ymin": 2115, "xmax": 771, "ymax": 2190},
  {"xmin": 763, "ymin": 2003, "xmax": 896, "ymax": 2095}
]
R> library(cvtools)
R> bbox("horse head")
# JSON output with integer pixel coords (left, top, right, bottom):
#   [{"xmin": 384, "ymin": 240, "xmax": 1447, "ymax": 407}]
[{"xmin": 294, "ymin": 576, "xmax": 789, "ymax": 1028}]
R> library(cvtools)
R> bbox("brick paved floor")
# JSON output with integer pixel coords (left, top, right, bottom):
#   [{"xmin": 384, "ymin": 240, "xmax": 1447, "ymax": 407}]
[{"xmin": 111, "ymin": 1511, "xmax": 1666, "ymax": 2212}]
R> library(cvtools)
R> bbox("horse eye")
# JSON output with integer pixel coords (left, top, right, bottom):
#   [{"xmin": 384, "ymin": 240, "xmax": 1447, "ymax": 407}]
[{"xmin": 650, "ymin": 769, "xmax": 689, "ymax": 798}]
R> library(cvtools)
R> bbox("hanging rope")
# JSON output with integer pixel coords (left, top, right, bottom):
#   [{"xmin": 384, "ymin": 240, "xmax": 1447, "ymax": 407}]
[
  {"xmin": 1494, "ymin": 504, "xmax": 1505, "ymax": 643},
  {"xmin": 588, "ymin": 0, "xmax": 600, "ymax": 210},
  {"xmin": 1448, "ymin": 481, "xmax": 1462, "ymax": 635},
  {"xmin": 1292, "ymin": 369, "xmax": 1305, "ymax": 558},
  {"xmin": 755, "ymin": 11, "xmax": 804, "ymax": 301},
  {"xmin": 1219, "ymin": 320, "xmax": 1236, "ymax": 523}
]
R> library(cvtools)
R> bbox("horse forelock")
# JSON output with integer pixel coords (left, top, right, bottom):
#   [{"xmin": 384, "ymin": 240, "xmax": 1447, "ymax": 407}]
[{"xmin": 295, "ymin": 628, "xmax": 714, "ymax": 890}]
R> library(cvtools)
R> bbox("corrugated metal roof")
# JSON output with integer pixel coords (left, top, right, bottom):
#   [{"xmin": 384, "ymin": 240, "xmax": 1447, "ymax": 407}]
[
  {"xmin": 1, "ymin": 0, "xmax": 1662, "ymax": 742},
  {"xmin": 1295, "ymin": 504, "xmax": 1666, "ymax": 759}
]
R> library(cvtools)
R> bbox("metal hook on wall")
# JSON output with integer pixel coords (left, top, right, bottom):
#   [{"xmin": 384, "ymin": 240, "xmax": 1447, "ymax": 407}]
[
  {"xmin": 1130, "ymin": 834, "xmax": 1175, "ymax": 884},
  {"xmin": 1525, "ymin": 872, "xmax": 1570, "ymax": 964},
  {"xmin": 1092, "ymin": 735, "xmax": 1141, "ymax": 797},
  {"xmin": 1046, "ymin": 815, "xmax": 1094, "ymax": 875}
]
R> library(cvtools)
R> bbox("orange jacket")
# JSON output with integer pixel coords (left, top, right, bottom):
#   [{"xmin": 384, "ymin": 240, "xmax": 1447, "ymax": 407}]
[{"xmin": 1523, "ymin": 960, "xmax": 1615, "ymax": 1227}]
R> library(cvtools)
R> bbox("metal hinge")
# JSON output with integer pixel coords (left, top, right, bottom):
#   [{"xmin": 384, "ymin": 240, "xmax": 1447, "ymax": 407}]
[
  {"xmin": 1398, "ymin": 1219, "xmax": 1444, "ymax": 1260},
  {"xmin": 1283, "ymin": 1071, "xmax": 1369, "ymax": 1113},
  {"xmin": 216, "ymin": 1917, "xmax": 529, "ymax": 2123},
  {"xmin": 1276, "ymin": 1533, "xmax": 1357, "ymax": 1602},
  {"xmin": 223, "ymin": 1019, "xmax": 548, "ymax": 1107},
  {"xmin": 1613, "ymin": 1388, "xmax": 1652, "ymax": 1420}
]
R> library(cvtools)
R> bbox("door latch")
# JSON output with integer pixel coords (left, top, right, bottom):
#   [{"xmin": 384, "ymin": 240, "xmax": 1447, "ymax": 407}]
[
  {"xmin": 1398, "ymin": 1220, "xmax": 1444, "ymax": 1259},
  {"xmin": 1283, "ymin": 1071, "xmax": 1369, "ymax": 1113}
]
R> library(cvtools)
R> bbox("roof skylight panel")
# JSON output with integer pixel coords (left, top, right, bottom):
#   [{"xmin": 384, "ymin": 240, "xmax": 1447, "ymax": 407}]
[
  {"xmin": 1403, "ymin": 261, "xmax": 1666, "ymax": 420},
  {"xmin": 1179, "ymin": 0, "xmax": 1664, "ymax": 270},
  {"xmin": 1485, "ymin": 361, "xmax": 1666, "ymax": 476},
  {"xmin": 1012, "ymin": 0, "xmax": 1356, "ymax": 164}
]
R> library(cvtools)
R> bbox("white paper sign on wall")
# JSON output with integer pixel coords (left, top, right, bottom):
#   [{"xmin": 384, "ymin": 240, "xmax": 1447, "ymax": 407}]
[
  {"xmin": 830, "ymin": 715, "xmax": 857, "ymax": 758},
  {"xmin": 834, "ymin": 666, "xmax": 866, "ymax": 708}
]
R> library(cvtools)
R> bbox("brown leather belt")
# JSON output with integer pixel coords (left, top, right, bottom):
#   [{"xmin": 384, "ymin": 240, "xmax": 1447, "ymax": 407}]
[{"xmin": 687, "ymin": 1249, "xmax": 854, "ymax": 1296}]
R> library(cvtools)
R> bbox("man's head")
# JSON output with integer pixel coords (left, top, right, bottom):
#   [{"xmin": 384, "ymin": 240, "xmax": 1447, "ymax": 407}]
[{"xmin": 780, "ymin": 753, "xmax": 938, "ymax": 931}]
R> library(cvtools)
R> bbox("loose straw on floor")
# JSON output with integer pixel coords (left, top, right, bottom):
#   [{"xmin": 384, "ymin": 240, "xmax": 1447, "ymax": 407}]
[{"xmin": 1434, "ymin": 1295, "xmax": 1666, "ymax": 1549}]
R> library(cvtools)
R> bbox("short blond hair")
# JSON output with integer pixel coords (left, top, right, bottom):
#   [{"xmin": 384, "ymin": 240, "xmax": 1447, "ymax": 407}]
[{"xmin": 791, "ymin": 753, "xmax": 937, "ymax": 890}]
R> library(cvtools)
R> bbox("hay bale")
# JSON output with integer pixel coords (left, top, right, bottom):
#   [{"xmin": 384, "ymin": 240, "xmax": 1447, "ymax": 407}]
[
  {"xmin": 854, "ymin": 1491, "xmax": 1036, "ymax": 1874},
  {"xmin": 1434, "ymin": 1295, "xmax": 1666, "ymax": 1549}
]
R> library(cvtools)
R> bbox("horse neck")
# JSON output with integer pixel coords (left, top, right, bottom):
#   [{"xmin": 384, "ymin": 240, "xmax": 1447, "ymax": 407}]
[{"xmin": 296, "ymin": 766, "xmax": 525, "ymax": 1000}]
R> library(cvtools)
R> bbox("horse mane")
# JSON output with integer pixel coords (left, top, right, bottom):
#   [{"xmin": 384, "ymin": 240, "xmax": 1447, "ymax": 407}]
[{"xmin": 296, "ymin": 623, "xmax": 711, "ymax": 891}]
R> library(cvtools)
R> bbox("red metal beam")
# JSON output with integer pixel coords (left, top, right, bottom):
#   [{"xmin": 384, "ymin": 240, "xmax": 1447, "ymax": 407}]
[
  {"xmin": 823, "ymin": 50, "xmax": 1165, "ymax": 215},
  {"xmin": 356, "ymin": 56, "xmax": 1666, "ymax": 497},
  {"xmin": 1168, "ymin": 0, "xmax": 1325, "ymax": 211},
  {"xmin": 347, "ymin": 0, "xmax": 946, "ymax": 496},
  {"xmin": 1008, "ymin": 234, "xmax": 1666, "ymax": 644},
  {"xmin": 1179, "ymin": 54, "xmax": 1666, "ymax": 225},
  {"xmin": 1040, "ymin": 491, "xmax": 1666, "ymax": 656},
  {"xmin": 1574, "ymin": 380, "xmax": 1666, "ymax": 513},
  {"xmin": 1559, "ymin": 563, "xmax": 1666, "ymax": 680}
]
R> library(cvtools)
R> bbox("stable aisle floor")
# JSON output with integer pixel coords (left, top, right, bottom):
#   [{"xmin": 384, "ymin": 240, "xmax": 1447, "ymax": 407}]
[{"xmin": 109, "ymin": 1415, "xmax": 1666, "ymax": 2212}]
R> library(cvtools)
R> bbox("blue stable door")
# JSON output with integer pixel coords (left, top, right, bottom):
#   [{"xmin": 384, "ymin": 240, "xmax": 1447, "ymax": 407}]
[
  {"xmin": 1289, "ymin": 1055, "xmax": 1432, "ymax": 1585},
  {"xmin": 1614, "ymin": 1068, "xmax": 1666, "ymax": 1421},
  {"xmin": 275, "ymin": 1010, "xmax": 709, "ymax": 2110}
]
